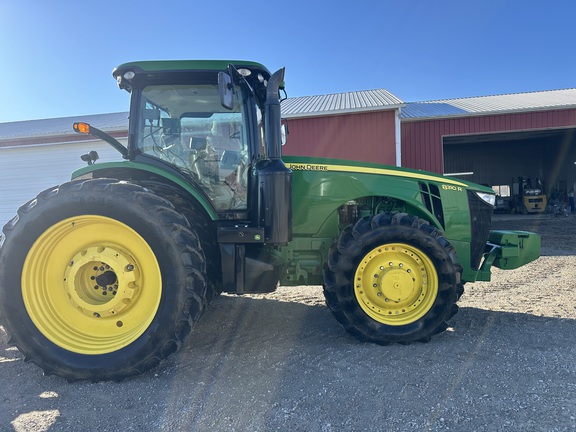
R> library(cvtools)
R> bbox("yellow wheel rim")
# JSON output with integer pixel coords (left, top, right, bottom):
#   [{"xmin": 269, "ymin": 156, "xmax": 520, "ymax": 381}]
[
  {"xmin": 22, "ymin": 215, "xmax": 162, "ymax": 355},
  {"xmin": 354, "ymin": 243, "xmax": 438, "ymax": 326}
]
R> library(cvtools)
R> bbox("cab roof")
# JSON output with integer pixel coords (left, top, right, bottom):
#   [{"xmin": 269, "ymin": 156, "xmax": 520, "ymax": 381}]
[{"xmin": 113, "ymin": 60, "xmax": 270, "ymax": 78}]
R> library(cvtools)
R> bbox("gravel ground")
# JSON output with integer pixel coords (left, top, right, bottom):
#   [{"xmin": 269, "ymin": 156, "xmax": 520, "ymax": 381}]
[{"xmin": 1, "ymin": 214, "xmax": 576, "ymax": 431}]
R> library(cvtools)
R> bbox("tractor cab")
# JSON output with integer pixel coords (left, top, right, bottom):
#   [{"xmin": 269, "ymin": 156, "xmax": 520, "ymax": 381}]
[{"xmin": 113, "ymin": 61, "xmax": 275, "ymax": 214}]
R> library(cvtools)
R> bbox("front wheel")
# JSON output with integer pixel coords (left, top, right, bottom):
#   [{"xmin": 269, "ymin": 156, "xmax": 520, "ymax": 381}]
[
  {"xmin": 323, "ymin": 213, "xmax": 460, "ymax": 344},
  {"xmin": 0, "ymin": 179, "xmax": 207, "ymax": 381}
]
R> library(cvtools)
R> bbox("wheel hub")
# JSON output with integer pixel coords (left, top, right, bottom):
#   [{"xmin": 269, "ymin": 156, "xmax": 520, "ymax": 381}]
[
  {"xmin": 354, "ymin": 243, "xmax": 437, "ymax": 325},
  {"xmin": 379, "ymin": 264, "xmax": 419, "ymax": 303},
  {"xmin": 95, "ymin": 270, "xmax": 117, "ymax": 290},
  {"xmin": 64, "ymin": 246, "xmax": 140, "ymax": 319}
]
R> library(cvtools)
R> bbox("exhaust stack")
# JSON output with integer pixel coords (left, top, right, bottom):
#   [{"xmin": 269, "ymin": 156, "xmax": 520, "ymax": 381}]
[{"xmin": 258, "ymin": 68, "xmax": 292, "ymax": 244}]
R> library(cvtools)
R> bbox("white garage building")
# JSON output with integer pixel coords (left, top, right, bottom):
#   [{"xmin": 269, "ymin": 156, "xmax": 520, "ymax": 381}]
[{"xmin": 0, "ymin": 113, "xmax": 128, "ymax": 225}]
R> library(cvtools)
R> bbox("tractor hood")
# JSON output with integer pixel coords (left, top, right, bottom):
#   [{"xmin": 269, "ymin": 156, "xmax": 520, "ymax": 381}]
[{"xmin": 283, "ymin": 156, "xmax": 495, "ymax": 196}]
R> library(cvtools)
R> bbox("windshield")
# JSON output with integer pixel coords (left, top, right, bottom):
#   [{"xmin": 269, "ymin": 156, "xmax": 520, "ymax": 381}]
[{"xmin": 136, "ymin": 84, "xmax": 249, "ymax": 211}]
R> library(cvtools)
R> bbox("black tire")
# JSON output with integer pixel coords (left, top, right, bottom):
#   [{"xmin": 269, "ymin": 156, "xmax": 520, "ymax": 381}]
[
  {"xmin": 323, "ymin": 212, "xmax": 460, "ymax": 345},
  {"xmin": 136, "ymin": 181, "xmax": 222, "ymax": 303},
  {"xmin": 0, "ymin": 179, "xmax": 207, "ymax": 381}
]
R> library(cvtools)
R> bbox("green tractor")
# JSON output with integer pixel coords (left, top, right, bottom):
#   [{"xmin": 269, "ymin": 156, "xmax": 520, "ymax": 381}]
[{"xmin": 0, "ymin": 60, "xmax": 540, "ymax": 381}]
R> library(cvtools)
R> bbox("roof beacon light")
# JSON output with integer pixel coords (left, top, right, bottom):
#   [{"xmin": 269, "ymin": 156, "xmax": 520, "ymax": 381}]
[
  {"xmin": 237, "ymin": 68, "xmax": 251, "ymax": 77},
  {"xmin": 73, "ymin": 122, "xmax": 91, "ymax": 135},
  {"xmin": 72, "ymin": 121, "xmax": 129, "ymax": 159}
]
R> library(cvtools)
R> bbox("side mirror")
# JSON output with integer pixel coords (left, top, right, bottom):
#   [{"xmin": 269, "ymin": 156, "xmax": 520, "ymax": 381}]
[{"xmin": 218, "ymin": 72, "xmax": 234, "ymax": 110}]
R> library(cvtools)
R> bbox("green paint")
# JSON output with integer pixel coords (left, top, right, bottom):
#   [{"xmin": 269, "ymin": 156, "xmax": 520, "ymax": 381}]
[
  {"xmin": 114, "ymin": 60, "xmax": 269, "ymax": 74},
  {"xmin": 72, "ymin": 162, "xmax": 218, "ymax": 219}
]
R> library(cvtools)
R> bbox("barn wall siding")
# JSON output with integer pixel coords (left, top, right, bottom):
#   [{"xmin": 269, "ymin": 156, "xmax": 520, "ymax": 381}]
[
  {"xmin": 401, "ymin": 108, "xmax": 576, "ymax": 173},
  {"xmin": 0, "ymin": 141, "xmax": 124, "ymax": 225},
  {"xmin": 283, "ymin": 111, "xmax": 397, "ymax": 166}
]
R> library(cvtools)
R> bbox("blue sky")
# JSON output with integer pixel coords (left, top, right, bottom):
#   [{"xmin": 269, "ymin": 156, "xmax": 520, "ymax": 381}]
[{"xmin": 1, "ymin": 0, "xmax": 575, "ymax": 123}]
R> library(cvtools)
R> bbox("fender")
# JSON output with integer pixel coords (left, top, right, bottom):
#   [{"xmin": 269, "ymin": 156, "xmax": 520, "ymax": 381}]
[{"xmin": 72, "ymin": 161, "xmax": 219, "ymax": 220}]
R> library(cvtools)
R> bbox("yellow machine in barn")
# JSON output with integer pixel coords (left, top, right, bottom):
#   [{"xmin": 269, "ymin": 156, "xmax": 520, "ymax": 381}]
[{"xmin": 514, "ymin": 177, "xmax": 547, "ymax": 214}]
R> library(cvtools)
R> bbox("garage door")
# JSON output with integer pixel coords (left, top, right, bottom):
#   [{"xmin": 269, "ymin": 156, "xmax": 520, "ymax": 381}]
[
  {"xmin": 0, "ymin": 140, "xmax": 124, "ymax": 226},
  {"xmin": 443, "ymin": 128, "xmax": 576, "ymax": 197}
]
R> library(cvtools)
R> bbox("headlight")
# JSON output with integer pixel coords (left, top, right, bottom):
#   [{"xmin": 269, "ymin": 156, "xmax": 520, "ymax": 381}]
[
  {"xmin": 475, "ymin": 191, "xmax": 496, "ymax": 206},
  {"xmin": 237, "ymin": 68, "xmax": 252, "ymax": 77}
]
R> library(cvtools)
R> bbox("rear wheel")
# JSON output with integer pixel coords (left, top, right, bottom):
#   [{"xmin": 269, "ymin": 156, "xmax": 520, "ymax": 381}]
[
  {"xmin": 0, "ymin": 179, "xmax": 207, "ymax": 381},
  {"xmin": 323, "ymin": 213, "xmax": 460, "ymax": 344}
]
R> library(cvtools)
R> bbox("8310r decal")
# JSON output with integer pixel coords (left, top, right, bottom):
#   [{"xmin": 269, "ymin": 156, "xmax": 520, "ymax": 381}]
[{"xmin": 442, "ymin": 184, "xmax": 464, "ymax": 192}]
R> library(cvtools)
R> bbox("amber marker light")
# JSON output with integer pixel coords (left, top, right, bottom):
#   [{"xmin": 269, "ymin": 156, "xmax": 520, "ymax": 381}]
[{"xmin": 73, "ymin": 122, "xmax": 91, "ymax": 134}]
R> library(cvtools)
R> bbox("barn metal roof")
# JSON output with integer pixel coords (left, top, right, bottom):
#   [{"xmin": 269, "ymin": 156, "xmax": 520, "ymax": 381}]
[
  {"xmin": 401, "ymin": 88, "xmax": 576, "ymax": 120},
  {"xmin": 280, "ymin": 89, "xmax": 405, "ymax": 118},
  {"xmin": 0, "ymin": 90, "xmax": 404, "ymax": 141},
  {"xmin": 0, "ymin": 112, "xmax": 129, "ymax": 141},
  {"xmin": 3, "ymin": 87, "xmax": 576, "ymax": 141}
]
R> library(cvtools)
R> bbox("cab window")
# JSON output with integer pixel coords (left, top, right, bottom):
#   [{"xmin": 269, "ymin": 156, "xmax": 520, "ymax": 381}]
[{"xmin": 136, "ymin": 84, "xmax": 249, "ymax": 211}]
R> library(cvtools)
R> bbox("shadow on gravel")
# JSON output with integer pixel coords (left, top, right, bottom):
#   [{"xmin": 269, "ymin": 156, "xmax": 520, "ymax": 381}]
[{"xmin": 2, "ymin": 293, "xmax": 576, "ymax": 431}]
